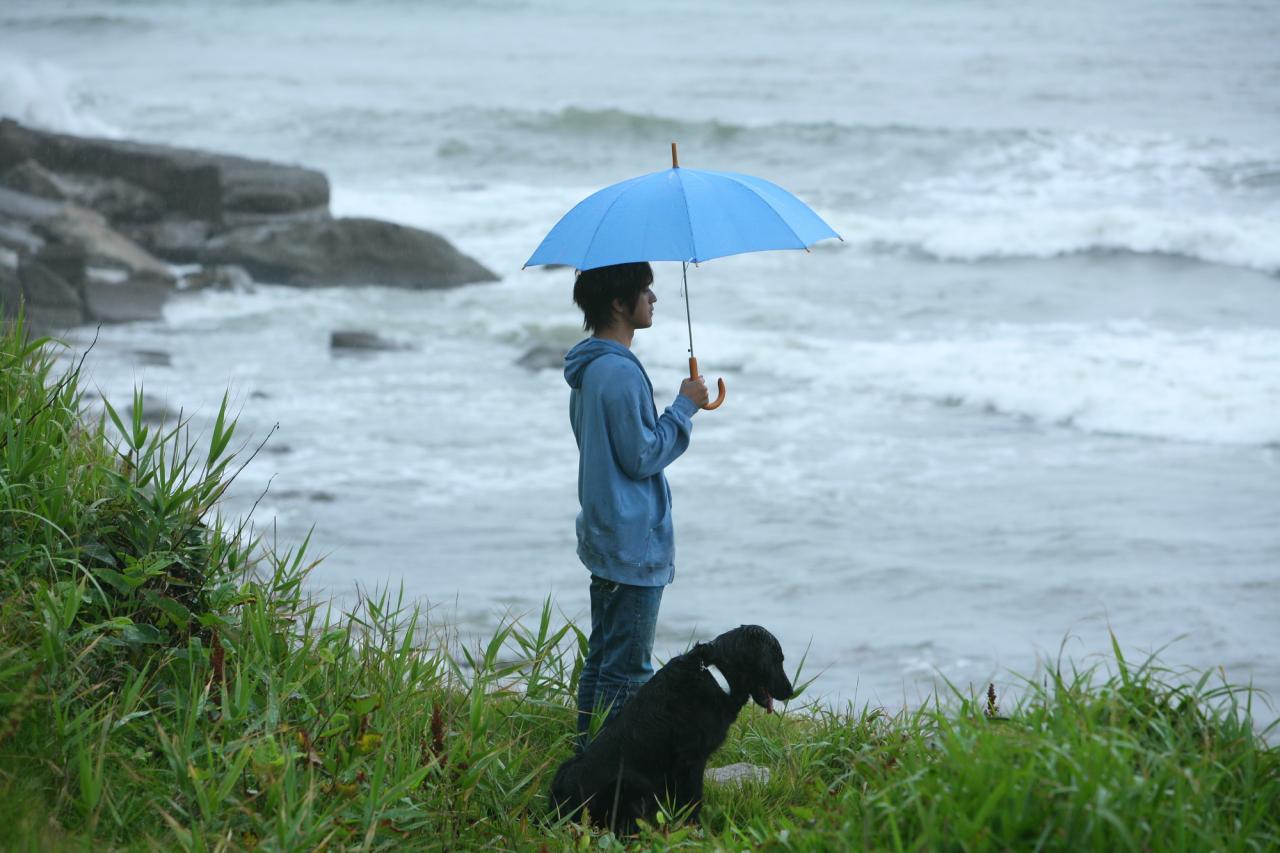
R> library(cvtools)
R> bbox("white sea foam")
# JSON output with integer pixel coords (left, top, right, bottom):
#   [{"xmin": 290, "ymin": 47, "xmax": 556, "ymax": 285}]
[
  {"xmin": 842, "ymin": 208, "xmax": 1280, "ymax": 274},
  {"xmin": 731, "ymin": 322, "xmax": 1280, "ymax": 447},
  {"xmin": 0, "ymin": 54, "xmax": 117, "ymax": 136}
]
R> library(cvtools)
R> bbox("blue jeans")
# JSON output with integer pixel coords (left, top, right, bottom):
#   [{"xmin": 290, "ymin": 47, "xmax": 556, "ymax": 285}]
[{"xmin": 575, "ymin": 575, "xmax": 664, "ymax": 749}]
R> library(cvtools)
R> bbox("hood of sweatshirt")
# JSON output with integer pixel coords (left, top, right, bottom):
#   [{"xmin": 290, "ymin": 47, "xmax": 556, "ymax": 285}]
[{"xmin": 564, "ymin": 337, "xmax": 646, "ymax": 390}]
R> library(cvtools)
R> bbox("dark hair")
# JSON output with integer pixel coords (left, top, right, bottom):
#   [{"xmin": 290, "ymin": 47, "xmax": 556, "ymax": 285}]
[{"xmin": 572, "ymin": 262, "xmax": 654, "ymax": 333}]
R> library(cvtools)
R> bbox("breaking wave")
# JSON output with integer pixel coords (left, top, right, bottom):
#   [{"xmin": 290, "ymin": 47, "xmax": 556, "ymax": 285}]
[
  {"xmin": 0, "ymin": 54, "xmax": 119, "ymax": 136},
  {"xmin": 841, "ymin": 208, "xmax": 1280, "ymax": 274}
]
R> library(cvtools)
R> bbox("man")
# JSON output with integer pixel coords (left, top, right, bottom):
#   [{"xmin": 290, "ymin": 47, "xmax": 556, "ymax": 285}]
[{"xmin": 563, "ymin": 261, "xmax": 709, "ymax": 746}]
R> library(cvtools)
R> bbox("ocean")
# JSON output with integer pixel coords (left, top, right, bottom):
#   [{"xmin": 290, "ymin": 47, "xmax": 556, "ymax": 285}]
[{"xmin": 3, "ymin": 0, "xmax": 1278, "ymax": 718}]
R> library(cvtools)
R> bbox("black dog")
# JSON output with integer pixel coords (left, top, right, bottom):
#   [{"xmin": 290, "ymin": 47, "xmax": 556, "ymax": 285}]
[{"xmin": 550, "ymin": 624, "xmax": 793, "ymax": 834}]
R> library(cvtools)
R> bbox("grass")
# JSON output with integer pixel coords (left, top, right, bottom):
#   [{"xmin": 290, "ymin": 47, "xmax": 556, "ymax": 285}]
[{"xmin": 1, "ymin": 307, "xmax": 1277, "ymax": 851}]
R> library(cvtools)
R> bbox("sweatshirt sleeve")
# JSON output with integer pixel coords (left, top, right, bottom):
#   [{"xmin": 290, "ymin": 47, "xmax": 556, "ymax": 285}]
[{"xmin": 600, "ymin": 365, "xmax": 696, "ymax": 481}]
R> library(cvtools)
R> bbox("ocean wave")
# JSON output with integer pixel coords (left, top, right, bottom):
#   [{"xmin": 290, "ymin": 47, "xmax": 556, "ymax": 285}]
[
  {"xmin": 755, "ymin": 324, "xmax": 1280, "ymax": 447},
  {"xmin": 0, "ymin": 14, "xmax": 152, "ymax": 34},
  {"xmin": 0, "ymin": 54, "xmax": 119, "ymax": 136},
  {"xmin": 841, "ymin": 208, "xmax": 1280, "ymax": 274}
]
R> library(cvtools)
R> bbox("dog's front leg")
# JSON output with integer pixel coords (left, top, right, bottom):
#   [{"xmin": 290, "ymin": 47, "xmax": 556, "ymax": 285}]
[{"xmin": 669, "ymin": 763, "xmax": 707, "ymax": 824}]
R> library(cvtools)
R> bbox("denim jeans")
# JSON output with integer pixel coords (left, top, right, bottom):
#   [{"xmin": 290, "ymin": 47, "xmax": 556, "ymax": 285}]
[{"xmin": 575, "ymin": 575, "xmax": 664, "ymax": 749}]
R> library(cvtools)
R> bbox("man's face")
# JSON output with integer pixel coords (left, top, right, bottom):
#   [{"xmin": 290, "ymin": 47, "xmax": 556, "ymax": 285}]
[{"xmin": 618, "ymin": 282, "xmax": 657, "ymax": 330}]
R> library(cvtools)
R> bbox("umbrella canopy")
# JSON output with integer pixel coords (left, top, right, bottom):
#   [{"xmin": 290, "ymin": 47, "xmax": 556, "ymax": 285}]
[{"xmin": 524, "ymin": 165, "xmax": 840, "ymax": 271}]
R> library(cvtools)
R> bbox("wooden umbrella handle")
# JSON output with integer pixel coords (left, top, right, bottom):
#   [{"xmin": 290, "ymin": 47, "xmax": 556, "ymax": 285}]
[{"xmin": 689, "ymin": 356, "xmax": 726, "ymax": 411}]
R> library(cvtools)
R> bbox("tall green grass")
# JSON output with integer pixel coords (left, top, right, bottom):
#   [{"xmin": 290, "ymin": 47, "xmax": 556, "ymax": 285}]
[{"xmin": 1, "ymin": 310, "xmax": 1276, "ymax": 851}]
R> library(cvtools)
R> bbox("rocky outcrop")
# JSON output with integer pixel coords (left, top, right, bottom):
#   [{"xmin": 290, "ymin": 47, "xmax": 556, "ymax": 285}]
[
  {"xmin": 0, "ymin": 119, "xmax": 328, "ymax": 225},
  {"xmin": 203, "ymin": 218, "xmax": 497, "ymax": 289},
  {"xmin": 0, "ymin": 117, "xmax": 499, "ymax": 331}
]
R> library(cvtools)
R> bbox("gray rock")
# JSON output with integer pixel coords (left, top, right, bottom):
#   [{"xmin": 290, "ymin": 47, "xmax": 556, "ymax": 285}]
[
  {"xmin": 705, "ymin": 763, "xmax": 772, "ymax": 786},
  {"xmin": 126, "ymin": 217, "xmax": 210, "ymax": 262},
  {"xmin": 330, "ymin": 329, "xmax": 409, "ymax": 351},
  {"xmin": 82, "ymin": 270, "xmax": 170, "ymax": 324},
  {"xmin": 0, "ymin": 185, "xmax": 173, "ymax": 282},
  {"xmin": 0, "ymin": 185, "xmax": 62, "ymax": 223},
  {"xmin": 179, "ymin": 264, "xmax": 253, "ymax": 292},
  {"xmin": 202, "ymin": 217, "xmax": 498, "ymax": 288},
  {"xmin": 0, "ymin": 118, "xmax": 328, "ymax": 226},
  {"xmin": 125, "ymin": 396, "xmax": 178, "ymax": 426},
  {"xmin": 57, "ymin": 171, "xmax": 166, "ymax": 223},
  {"xmin": 131, "ymin": 349, "xmax": 171, "ymax": 366},
  {"xmin": 38, "ymin": 203, "xmax": 174, "ymax": 281},
  {"xmin": 517, "ymin": 344, "xmax": 567, "ymax": 371},
  {"xmin": 1, "ymin": 159, "xmax": 70, "ymax": 200},
  {"xmin": 0, "ymin": 263, "xmax": 21, "ymax": 316},
  {"xmin": 0, "ymin": 218, "xmax": 43, "ymax": 255},
  {"xmin": 36, "ymin": 242, "xmax": 87, "ymax": 288},
  {"xmin": 17, "ymin": 253, "xmax": 85, "ymax": 330}
]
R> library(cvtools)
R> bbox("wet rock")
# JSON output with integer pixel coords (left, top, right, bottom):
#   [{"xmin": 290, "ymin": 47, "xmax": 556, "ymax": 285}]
[
  {"xmin": 131, "ymin": 348, "xmax": 171, "ymax": 366},
  {"xmin": 82, "ymin": 270, "xmax": 170, "ymax": 324},
  {"xmin": 17, "ymin": 251, "xmax": 85, "ymax": 329},
  {"xmin": 57, "ymin": 172, "xmax": 167, "ymax": 223},
  {"xmin": 38, "ymin": 203, "xmax": 174, "ymax": 281},
  {"xmin": 0, "ymin": 185, "xmax": 173, "ymax": 282},
  {"xmin": 179, "ymin": 264, "xmax": 253, "ymax": 292},
  {"xmin": 277, "ymin": 489, "xmax": 337, "ymax": 503},
  {"xmin": 0, "ymin": 263, "xmax": 20, "ymax": 316},
  {"xmin": 0, "ymin": 219, "xmax": 43, "ymax": 256},
  {"xmin": 125, "ymin": 396, "xmax": 178, "ymax": 426},
  {"xmin": 517, "ymin": 343, "xmax": 567, "ymax": 371},
  {"xmin": 1, "ymin": 159, "xmax": 69, "ymax": 200},
  {"xmin": 202, "ymin": 217, "xmax": 498, "ymax": 289},
  {"xmin": 0, "ymin": 118, "xmax": 327, "ymax": 225},
  {"xmin": 330, "ymin": 329, "xmax": 410, "ymax": 351},
  {"xmin": 126, "ymin": 218, "xmax": 210, "ymax": 262}
]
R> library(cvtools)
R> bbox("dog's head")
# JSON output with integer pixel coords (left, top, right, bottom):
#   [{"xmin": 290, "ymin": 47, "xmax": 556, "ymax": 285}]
[{"xmin": 698, "ymin": 625, "xmax": 794, "ymax": 713}]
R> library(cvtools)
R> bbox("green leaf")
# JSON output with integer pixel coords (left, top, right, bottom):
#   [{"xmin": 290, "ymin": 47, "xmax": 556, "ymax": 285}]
[
  {"xmin": 153, "ymin": 596, "xmax": 192, "ymax": 628},
  {"xmin": 122, "ymin": 623, "xmax": 165, "ymax": 645},
  {"xmin": 93, "ymin": 568, "xmax": 138, "ymax": 594}
]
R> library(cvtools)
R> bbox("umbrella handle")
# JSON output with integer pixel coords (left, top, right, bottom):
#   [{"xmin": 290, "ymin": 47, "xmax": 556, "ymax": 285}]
[{"xmin": 689, "ymin": 357, "xmax": 726, "ymax": 411}]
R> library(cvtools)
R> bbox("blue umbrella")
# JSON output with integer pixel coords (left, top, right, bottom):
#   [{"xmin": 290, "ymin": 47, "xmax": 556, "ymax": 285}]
[{"xmin": 525, "ymin": 144, "xmax": 840, "ymax": 410}]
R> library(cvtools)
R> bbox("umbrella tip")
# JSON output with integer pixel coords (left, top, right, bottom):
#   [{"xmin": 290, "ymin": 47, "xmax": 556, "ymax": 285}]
[{"xmin": 671, "ymin": 141, "xmax": 679, "ymax": 169}]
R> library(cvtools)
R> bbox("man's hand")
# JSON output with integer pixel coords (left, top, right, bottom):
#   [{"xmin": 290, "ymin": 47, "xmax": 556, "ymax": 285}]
[{"xmin": 680, "ymin": 376, "xmax": 709, "ymax": 409}]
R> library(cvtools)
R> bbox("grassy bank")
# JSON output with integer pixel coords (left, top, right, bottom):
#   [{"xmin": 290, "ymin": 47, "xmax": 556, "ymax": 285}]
[{"xmin": 1, "ymin": 311, "xmax": 1277, "ymax": 851}]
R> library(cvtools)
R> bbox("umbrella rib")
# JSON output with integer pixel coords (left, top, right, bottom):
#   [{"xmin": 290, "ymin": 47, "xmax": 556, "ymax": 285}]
[
  {"xmin": 673, "ymin": 168, "xmax": 699, "ymax": 263},
  {"xmin": 723, "ymin": 173, "xmax": 812, "ymax": 252}
]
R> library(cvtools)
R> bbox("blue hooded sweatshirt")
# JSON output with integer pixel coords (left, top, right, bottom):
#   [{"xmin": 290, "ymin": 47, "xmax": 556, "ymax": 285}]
[{"xmin": 564, "ymin": 338, "xmax": 698, "ymax": 586}]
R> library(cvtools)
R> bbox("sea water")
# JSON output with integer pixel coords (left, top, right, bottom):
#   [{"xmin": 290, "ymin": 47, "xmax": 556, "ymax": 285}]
[{"xmin": 2, "ymin": 0, "xmax": 1277, "ymax": 717}]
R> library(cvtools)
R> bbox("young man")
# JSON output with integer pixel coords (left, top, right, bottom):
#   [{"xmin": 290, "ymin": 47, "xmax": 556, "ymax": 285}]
[{"xmin": 563, "ymin": 261, "xmax": 709, "ymax": 746}]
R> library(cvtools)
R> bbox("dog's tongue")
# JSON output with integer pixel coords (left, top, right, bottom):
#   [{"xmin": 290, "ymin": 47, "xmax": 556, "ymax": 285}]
[{"xmin": 764, "ymin": 691, "xmax": 774, "ymax": 714}]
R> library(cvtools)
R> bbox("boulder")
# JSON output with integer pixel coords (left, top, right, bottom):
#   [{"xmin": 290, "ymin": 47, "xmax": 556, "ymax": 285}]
[
  {"xmin": 516, "ymin": 344, "xmax": 567, "ymax": 371},
  {"xmin": 82, "ymin": 270, "xmax": 170, "ymax": 324},
  {"xmin": 17, "ymin": 252, "xmax": 86, "ymax": 330},
  {"xmin": 0, "ymin": 263, "xmax": 21, "ymax": 316},
  {"xmin": 39, "ymin": 203, "xmax": 174, "ymax": 281},
  {"xmin": 131, "ymin": 349, "xmax": 171, "ymax": 367},
  {"xmin": 126, "ymin": 217, "xmax": 211, "ymax": 262},
  {"xmin": 330, "ymin": 329, "xmax": 409, "ymax": 351},
  {"xmin": 0, "ymin": 185, "xmax": 173, "ymax": 281},
  {"xmin": 1, "ymin": 159, "xmax": 70, "ymax": 200},
  {"xmin": 0, "ymin": 119, "xmax": 328, "ymax": 226},
  {"xmin": 0, "ymin": 219, "xmax": 43, "ymax": 255},
  {"xmin": 178, "ymin": 264, "xmax": 253, "ymax": 292},
  {"xmin": 202, "ymin": 217, "xmax": 498, "ymax": 288},
  {"xmin": 55, "ymin": 171, "xmax": 167, "ymax": 223}
]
